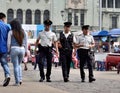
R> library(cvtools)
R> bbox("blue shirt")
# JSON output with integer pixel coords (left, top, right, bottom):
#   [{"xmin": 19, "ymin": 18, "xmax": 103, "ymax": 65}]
[{"xmin": 0, "ymin": 20, "xmax": 10, "ymax": 53}]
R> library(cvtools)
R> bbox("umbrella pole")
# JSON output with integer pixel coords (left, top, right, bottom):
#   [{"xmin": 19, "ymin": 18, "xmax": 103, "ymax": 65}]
[{"xmin": 108, "ymin": 36, "xmax": 111, "ymax": 53}]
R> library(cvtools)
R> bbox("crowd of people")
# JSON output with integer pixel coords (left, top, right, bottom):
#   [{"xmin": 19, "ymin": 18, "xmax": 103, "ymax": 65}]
[{"xmin": 0, "ymin": 12, "xmax": 96, "ymax": 87}]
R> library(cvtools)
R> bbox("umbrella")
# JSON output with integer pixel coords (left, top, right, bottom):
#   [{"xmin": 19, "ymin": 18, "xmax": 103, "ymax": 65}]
[
  {"xmin": 91, "ymin": 30, "xmax": 109, "ymax": 36},
  {"xmin": 98, "ymin": 30, "xmax": 109, "ymax": 36},
  {"xmin": 109, "ymin": 29, "xmax": 120, "ymax": 35},
  {"xmin": 91, "ymin": 31, "xmax": 100, "ymax": 36}
]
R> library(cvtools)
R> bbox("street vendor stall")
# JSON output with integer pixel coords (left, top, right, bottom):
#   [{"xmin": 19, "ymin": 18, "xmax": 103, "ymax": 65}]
[{"xmin": 106, "ymin": 53, "xmax": 120, "ymax": 70}]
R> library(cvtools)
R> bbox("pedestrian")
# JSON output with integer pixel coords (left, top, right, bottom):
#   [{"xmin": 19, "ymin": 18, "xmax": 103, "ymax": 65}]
[
  {"xmin": 7, "ymin": 19, "xmax": 28, "ymax": 86},
  {"xmin": 23, "ymin": 49, "xmax": 30, "ymax": 71},
  {"xmin": 72, "ymin": 49, "xmax": 79, "ymax": 69},
  {"xmin": 58, "ymin": 22, "xmax": 76, "ymax": 82},
  {"xmin": 34, "ymin": 50, "xmax": 39, "ymax": 70},
  {"xmin": 52, "ymin": 47, "xmax": 59, "ymax": 67},
  {"xmin": 75, "ymin": 25, "xmax": 96, "ymax": 83},
  {"xmin": 35, "ymin": 19, "xmax": 58, "ymax": 82},
  {"xmin": 0, "ymin": 12, "xmax": 11, "ymax": 87}
]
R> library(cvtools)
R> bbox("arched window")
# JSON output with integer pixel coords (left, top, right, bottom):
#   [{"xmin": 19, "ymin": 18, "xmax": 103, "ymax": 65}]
[
  {"xmin": 7, "ymin": 9, "xmax": 14, "ymax": 23},
  {"xmin": 44, "ymin": 10, "xmax": 50, "ymax": 21},
  {"xmin": 35, "ymin": 9, "xmax": 41, "ymax": 24},
  {"xmin": 17, "ymin": 9, "xmax": 23, "ymax": 24},
  {"xmin": 26, "ymin": 9, "xmax": 32, "ymax": 24}
]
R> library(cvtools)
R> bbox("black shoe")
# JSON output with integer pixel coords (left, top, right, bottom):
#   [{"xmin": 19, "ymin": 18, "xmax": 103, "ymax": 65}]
[
  {"xmin": 89, "ymin": 78, "xmax": 96, "ymax": 83},
  {"xmin": 46, "ymin": 79, "xmax": 51, "ymax": 82},
  {"xmin": 19, "ymin": 81, "xmax": 22, "ymax": 85},
  {"xmin": 39, "ymin": 78, "xmax": 45, "ymax": 82},
  {"xmin": 64, "ymin": 78, "xmax": 68, "ymax": 82},
  {"xmin": 81, "ymin": 79, "xmax": 85, "ymax": 82},
  {"xmin": 117, "ymin": 70, "xmax": 119, "ymax": 74},
  {"xmin": 3, "ymin": 77, "xmax": 10, "ymax": 87}
]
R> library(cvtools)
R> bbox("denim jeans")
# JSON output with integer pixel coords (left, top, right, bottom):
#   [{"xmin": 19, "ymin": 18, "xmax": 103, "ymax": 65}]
[
  {"xmin": 10, "ymin": 47, "xmax": 25, "ymax": 84},
  {"xmin": 0, "ymin": 53, "xmax": 10, "ymax": 78}
]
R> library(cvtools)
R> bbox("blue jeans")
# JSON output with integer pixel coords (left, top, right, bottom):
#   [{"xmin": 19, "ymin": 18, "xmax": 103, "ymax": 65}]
[
  {"xmin": 0, "ymin": 53, "xmax": 10, "ymax": 78},
  {"xmin": 10, "ymin": 47, "xmax": 25, "ymax": 84}
]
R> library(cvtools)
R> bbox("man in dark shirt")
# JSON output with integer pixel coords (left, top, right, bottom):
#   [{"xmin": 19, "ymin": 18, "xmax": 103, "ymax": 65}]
[{"xmin": 58, "ymin": 22, "xmax": 76, "ymax": 82}]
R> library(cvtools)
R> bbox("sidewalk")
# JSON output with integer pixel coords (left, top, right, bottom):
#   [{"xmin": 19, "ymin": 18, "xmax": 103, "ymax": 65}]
[
  {"xmin": 0, "ymin": 63, "xmax": 69, "ymax": 93},
  {"xmin": 0, "ymin": 63, "xmax": 120, "ymax": 93}
]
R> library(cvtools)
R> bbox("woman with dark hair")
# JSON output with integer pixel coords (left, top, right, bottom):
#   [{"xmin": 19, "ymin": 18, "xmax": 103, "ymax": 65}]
[{"xmin": 7, "ymin": 19, "xmax": 28, "ymax": 86}]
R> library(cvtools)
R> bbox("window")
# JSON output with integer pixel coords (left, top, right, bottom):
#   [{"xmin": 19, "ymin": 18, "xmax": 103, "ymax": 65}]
[
  {"xmin": 112, "ymin": 16, "xmax": 117, "ymax": 28},
  {"xmin": 26, "ymin": 9, "xmax": 32, "ymax": 24},
  {"xmin": 115, "ymin": 0, "xmax": 120, "ymax": 8},
  {"xmin": 44, "ymin": 10, "xmax": 50, "ymax": 21},
  {"xmin": 17, "ymin": 9, "xmax": 23, "ymax": 24},
  {"xmin": 107, "ymin": 0, "xmax": 113, "ymax": 8},
  {"xmin": 35, "ymin": 9, "xmax": 41, "ymax": 24},
  {"xmin": 74, "ymin": 14, "xmax": 78, "ymax": 26},
  {"xmin": 7, "ymin": 9, "xmax": 14, "ymax": 23},
  {"xmin": 18, "ymin": 0, "xmax": 22, "ymax": 2},
  {"xmin": 80, "ymin": 11, "xmax": 84, "ymax": 26},
  {"xmin": 102, "ymin": 0, "xmax": 106, "ymax": 8},
  {"xmin": 68, "ymin": 13, "xmax": 72, "ymax": 22},
  {"xmin": 36, "ymin": 0, "xmax": 40, "ymax": 3},
  {"xmin": 27, "ymin": 0, "xmax": 31, "ymax": 3}
]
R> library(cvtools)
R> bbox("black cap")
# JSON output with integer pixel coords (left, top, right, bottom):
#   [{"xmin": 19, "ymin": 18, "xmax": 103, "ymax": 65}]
[
  {"xmin": 64, "ymin": 22, "xmax": 72, "ymax": 27},
  {"xmin": 44, "ymin": 19, "xmax": 52, "ymax": 25},
  {"xmin": 82, "ymin": 25, "xmax": 90, "ymax": 30}
]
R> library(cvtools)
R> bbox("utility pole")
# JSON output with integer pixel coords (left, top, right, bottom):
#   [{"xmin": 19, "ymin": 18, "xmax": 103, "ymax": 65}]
[{"xmin": 99, "ymin": 0, "xmax": 102, "ymax": 31}]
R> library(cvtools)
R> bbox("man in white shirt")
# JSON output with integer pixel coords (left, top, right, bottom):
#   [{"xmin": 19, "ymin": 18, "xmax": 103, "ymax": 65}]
[
  {"xmin": 76, "ymin": 25, "xmax": 96, "ymax": 83},
  {"xmin": 35, "ymin": 19, "xmax": 58, "ymax": 82}
]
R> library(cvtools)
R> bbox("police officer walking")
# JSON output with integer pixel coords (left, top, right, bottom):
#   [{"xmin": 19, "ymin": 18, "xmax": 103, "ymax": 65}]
[
  {"xmin": 35, "ymin": 19, "xmax": 58, "ymax": 82},
  {"xmin": 58, "ymin": 22, "xmax": 76, "ymax": 82},
  {"xmin": 76, "ymin": 25, "xmax": 96, "ymax": 83}
]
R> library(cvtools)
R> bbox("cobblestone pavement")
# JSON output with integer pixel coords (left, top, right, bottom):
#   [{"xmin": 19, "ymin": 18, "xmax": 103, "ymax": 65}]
[
  {"xmin": 23, "ymin": 63, "xmax": 120, "ymax": 93},
  {"xmin": 0, "ymin": 62, "xmax": 120, "ymax": 93}
]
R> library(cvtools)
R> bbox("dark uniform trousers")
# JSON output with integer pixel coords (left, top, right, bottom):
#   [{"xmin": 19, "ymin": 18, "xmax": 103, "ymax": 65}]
[
  {"xmin": 77, "ymin": 48, "xmax": 94, "ymax": 80},
  {"xmin": 60, "ymin": 49, "xmax": 72, "ymax": 79},
  {"xmin": 38, "ymin": 46, "xmax": 53, "ymax": 80}
]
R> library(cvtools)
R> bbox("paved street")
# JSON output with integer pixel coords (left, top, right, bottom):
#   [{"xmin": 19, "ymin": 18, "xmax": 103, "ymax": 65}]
[{"xmin": 0, "ymin": 59, "xmax": 120, "ymax": 93}]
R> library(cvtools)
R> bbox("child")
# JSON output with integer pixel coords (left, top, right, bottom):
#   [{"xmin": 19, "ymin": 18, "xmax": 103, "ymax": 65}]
[
  {"xmin": 34, "ymin": 50, "xmax": 39, "ymax": 70},
  {"xmin": 52, "ymin": 48, "xmax": 59, "ymax": 67},
  {"xmin": 72, "ymin": 49, "xmax": 79, "ymax": 69},
  {"xmin": 23, "ymin": 50, "xmax": 30, "ymax": 71}
]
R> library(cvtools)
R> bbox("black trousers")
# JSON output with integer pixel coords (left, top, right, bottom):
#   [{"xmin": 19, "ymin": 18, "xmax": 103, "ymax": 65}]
[
  {"xmin": 38, "ymin": 46, "xmax": 53, "ymax": 80},
  {"xmin": 77, "ymin": 49, "xmax": 94, "ymax": 80},
  {"xmin": 59, "ymin": 50, "xmax": 72, "ymax": 79}
]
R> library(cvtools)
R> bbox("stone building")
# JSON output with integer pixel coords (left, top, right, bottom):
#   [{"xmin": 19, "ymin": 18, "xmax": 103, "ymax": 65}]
[{"xmin": 0, "ymin": 0, "xmax": 120, "ymax": 33}]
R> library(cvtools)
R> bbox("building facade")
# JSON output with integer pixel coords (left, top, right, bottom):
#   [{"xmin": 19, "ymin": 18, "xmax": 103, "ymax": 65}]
[{"xmin": 0, "ymin": 0, "xmax": 120, "ymax": 32}]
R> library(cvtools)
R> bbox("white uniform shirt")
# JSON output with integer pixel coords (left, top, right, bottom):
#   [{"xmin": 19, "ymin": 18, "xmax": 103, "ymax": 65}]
[
  {"xmin": 76, "ymin": 34, "xmax": 95, "ymax": 49},
  {"xmin": 58, "ymin": 31, "xmax": 76, "ymax": 43},
  {"xmin": 37, "ymin": 30, "xmax": 57, "ymax": 47}
]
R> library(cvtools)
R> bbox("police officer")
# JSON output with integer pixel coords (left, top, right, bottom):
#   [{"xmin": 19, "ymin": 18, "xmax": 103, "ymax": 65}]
[
  {"xmin": 76, "ymin": 25, "xmax": 96, "ymax": 83},
  {"xmin": 58, "ymin": 22, "xmax": 76, "ymax": 82},
  {"xmin": 35, "ymin": 19, "xmax": 58, "ymax": 82}
]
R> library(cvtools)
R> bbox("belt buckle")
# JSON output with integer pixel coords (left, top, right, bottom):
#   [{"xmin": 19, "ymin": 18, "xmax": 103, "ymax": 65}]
[{"xmin": 65, "ymin": 48, "xmax": 68, "ymax": 50}]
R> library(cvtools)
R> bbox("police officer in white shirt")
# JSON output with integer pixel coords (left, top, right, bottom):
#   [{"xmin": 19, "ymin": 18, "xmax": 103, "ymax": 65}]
[
  {"xmin": 35, "ymin": 19, "xmax": 58, "ymax": 82},
  {"xmin": 58, "ymin": 22, "xmax": 76, "ymax": 82},
  {"xmin": 76, "ymin": 25, "xmax": 96, "ymax": 83}
]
